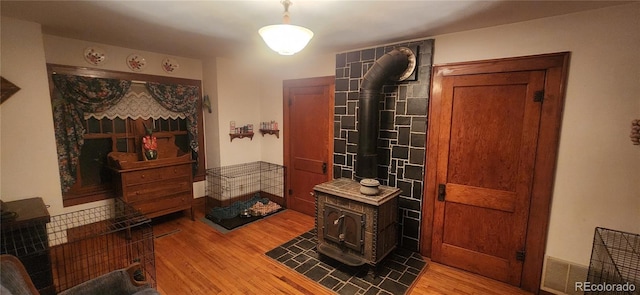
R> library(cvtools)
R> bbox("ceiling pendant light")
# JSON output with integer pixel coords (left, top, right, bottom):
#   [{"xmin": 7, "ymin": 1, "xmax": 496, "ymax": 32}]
[{"xmin": 259, "ymin": 0, "xmax": 314, "ymax": 55}]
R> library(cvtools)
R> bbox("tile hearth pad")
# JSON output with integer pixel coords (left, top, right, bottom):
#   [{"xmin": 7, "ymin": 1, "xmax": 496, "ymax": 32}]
[{"xmin": 266, "ymin": 230, "xmax": 427, "ymax": 295}]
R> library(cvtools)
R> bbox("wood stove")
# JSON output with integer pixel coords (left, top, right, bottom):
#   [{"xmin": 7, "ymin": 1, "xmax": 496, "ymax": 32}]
[{"xmin": 313, "ymin": 178, "xmax": 401, "ymax": 267}]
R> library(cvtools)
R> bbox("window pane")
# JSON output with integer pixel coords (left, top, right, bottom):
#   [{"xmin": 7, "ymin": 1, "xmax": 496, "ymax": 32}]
[
  {"xmin": 160, "ymin": 119, "xmax": 170, "ymax": 131},
  {"xmin": 175, "ymin": 134, "xmax": 189, "ymax": 154},
  {"xmin": 116, "ymin": 138, "xmax": 130, "ymax": 152},
  {"xmin": 87, "ymin": 117, "xmax": 101, "ymax": 133},
  {"xmin": 178, "ymin": 118, "xmax": 187, "ymax": 130},
  {"xmin": 101, "ymin": 118, "xmax": 113, "ymax": 133},
  {"xmin": 80, "ymin": 138, "xmax": 112, "ymax": 187},
  {"xmin": 170, "ymin": 119, "xmax": 178, "ymax": 131},
  {"xmin": 114, "ymin": 118, "xmax": 126, "ymax": 133}
]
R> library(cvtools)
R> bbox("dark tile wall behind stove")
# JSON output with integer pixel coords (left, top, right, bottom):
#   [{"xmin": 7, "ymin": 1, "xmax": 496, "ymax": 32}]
[{"xmin": 333, "ymin": 39, "xmax": 434, "ymax": 252}]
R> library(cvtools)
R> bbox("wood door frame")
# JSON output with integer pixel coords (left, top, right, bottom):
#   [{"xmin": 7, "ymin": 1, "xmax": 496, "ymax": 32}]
[
  {"xmin": 420, "ymin": 52, "xmax": 570, "ymax": 293},
  {"xmin": 283, "ymin": 76, "xmax": 335, "ymax": 210}
]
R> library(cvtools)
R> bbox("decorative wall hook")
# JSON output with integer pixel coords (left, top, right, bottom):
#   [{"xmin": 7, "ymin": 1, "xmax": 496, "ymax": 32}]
[{"xmin": 203, "ymin": 95, "xmax": 212, "ymax": 113}]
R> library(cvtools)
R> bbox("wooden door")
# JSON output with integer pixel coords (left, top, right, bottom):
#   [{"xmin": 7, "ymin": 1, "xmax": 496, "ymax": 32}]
[
  {"xmin": 284, "ymin": 76, "xmax": 334, "ymax": 216},
  {"xmin": 424, "ymin": 53, "xmax": 570, "ymax": 292},
  {"xmin": 431, "ymin": 70, "xmax": 544, "ymax": 286}
]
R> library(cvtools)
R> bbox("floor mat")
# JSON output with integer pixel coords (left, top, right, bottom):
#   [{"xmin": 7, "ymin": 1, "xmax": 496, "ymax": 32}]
[
  {"xmin": 266, "ymin": 229, "xmax": 427, "ymax": 295},
  {"xmin": 202, "ymin": 209, "xmax": 286, "ymax": 234},
  {"xmin": 208, "ymin": 214, "xmax": 263, "ymax": 230}
]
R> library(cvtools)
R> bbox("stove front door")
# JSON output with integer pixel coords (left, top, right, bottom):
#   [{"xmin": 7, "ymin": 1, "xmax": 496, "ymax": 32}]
[{"xmin": 323, "ymin": 204, "xmax": 364, "ymax": 253}]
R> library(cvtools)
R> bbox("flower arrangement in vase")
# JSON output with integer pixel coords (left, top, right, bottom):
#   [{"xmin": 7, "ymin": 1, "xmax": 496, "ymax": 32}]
[{"xmin": 142, "ymin": 124, "xmax": 158, "ymax": 160}]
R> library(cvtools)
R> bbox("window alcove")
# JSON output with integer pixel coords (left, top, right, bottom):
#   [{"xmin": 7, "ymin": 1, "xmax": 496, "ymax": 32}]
[{"xmin": 47, "ymin": 64, "xmax": 206, "ymax": 207}]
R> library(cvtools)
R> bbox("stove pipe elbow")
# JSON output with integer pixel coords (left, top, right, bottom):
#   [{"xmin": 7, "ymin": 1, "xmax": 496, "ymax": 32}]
[{"xmin": 356, "ymin": 47, "xmax": 416, "ymax": 180}]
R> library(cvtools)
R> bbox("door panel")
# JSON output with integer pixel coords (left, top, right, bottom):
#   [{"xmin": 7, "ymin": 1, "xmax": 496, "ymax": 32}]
[
  {"xmin": 445, "ymin": 184, "xmax": 516, "ymax": 213},
  {"xmin": 443, "ymin": 203, "xmax": 513, "ymax": 258},
  {"xmin": 447, "ymin": 84, "xmax": 526, "ymax": 192},
  {"xmin": 293, "ymin": 157, "xmax": 325, "ymax": 174},
  {"xmin": 284, "ymin": 77, "xmax": 334, "ymax": 216},
  {"xmin": 432, "ymin": 70, "xmax": 545, "ymax": 286}
]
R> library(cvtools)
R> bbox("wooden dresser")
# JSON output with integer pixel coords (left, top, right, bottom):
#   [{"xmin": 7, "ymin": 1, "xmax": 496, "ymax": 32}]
[{"xmin": 111, "ymin": 160, "xmax": 194, "ymax": 220}]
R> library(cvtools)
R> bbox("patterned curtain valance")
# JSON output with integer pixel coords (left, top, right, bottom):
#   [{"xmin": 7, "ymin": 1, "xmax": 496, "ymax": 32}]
[
  {"xmin": 51, "ymin": 74, "xmax": 131, "ymax": 193},
  {"xmin": 145, "ymin": 82, "xmax": 200, "ymax": 153},
  {"xmin": 86, "ymin": 83, "xmax": 186, "ymax": 121}
]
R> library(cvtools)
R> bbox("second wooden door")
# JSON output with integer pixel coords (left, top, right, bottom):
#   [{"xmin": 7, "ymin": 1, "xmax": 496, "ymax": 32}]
[
  {"xmin": 284, "ymin": 76, "xmax": 334, "ymax": 216},
  {"xmin": 431, "ymin": 69, "xmax": 545, "ymax": 285}
]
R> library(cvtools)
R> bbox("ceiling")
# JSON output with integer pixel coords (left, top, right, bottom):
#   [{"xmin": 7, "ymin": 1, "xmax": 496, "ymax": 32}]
[{"xmin": 1, "ymin": 0, "xmax": 631, "ymax": 59}]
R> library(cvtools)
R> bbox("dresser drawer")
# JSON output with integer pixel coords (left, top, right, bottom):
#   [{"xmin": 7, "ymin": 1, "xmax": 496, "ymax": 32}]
[
  {"xmin": 113, "ymin": 160, "xmax": 194, "ymax": 220},
  {"xmin": 122, "ymin": 164, "xmax": 192, "ymax": 186},
  {"xmin": 124, "ymin": 177, "xmax": 192, "ymax": 202},
  {"xmin": 131, "ymin": 193, "xmax": 192, "ymax": 216}
]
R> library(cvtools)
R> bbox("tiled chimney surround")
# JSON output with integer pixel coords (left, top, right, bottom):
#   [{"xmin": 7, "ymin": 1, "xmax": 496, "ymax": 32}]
[{"xmin": 333, "ymin": 39, "xmax": 434, "ymax": 251}]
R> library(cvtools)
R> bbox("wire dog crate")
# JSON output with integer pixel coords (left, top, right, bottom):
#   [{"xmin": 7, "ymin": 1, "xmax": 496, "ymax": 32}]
[
  {"xmin": 47, "ymin": 199, "xmax": 156, "ymax": 293},
  {"xmin": 205, "ymin": 162, "xmax": 284, "ymax": 226},
  {"xmin": 587, "ymin": 227, "xmax": 639, "ymax": 294}
]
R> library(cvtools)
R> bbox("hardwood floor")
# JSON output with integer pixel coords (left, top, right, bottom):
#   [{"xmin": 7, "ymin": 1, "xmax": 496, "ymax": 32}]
[{"xmin": 152, "ymin": 205, "xmax": 533, "ymax": 295}]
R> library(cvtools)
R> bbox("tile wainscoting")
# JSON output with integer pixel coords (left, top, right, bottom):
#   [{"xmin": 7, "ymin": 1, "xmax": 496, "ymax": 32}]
[{"xmin": 333, "ymin": 39, "xmax": 434, "ymax": 252}]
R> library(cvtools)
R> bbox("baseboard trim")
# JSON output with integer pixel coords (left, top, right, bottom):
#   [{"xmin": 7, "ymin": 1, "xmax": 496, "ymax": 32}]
[{"xmin": 193, "ymin": 196, "xmax": 205, "ymax": 209}]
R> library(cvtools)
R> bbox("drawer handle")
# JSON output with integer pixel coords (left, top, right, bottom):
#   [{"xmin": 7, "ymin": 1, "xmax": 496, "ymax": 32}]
[
  {"xmin": 173, "ymin": 168, "xmax": 178, "ymax": 173},
  {"xmin": 141, "ymin": 174, "xmax": 145, "ymax": 178}
]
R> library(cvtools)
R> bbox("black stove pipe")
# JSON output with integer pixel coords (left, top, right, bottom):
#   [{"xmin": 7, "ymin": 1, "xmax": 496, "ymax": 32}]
[{"xmin": 356, "ymin": 48, "xmax": 412, "ymax": 180}]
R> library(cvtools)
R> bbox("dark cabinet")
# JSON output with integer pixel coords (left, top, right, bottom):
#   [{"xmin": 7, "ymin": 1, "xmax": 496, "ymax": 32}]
[{"xmin": 1, "ymin": 197, "xmax": 55, "ymax": 295}]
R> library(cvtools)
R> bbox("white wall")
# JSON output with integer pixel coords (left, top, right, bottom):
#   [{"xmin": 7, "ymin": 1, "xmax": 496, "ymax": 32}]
[
  {"xmin": 433, "ymin": 3, "xmax": 640, "ymax": 266},
  {"xmin": 43, "ymin": 35, "xmax": 203, "ymax": 79},
  {"xmin": 202, "ymin": 58, "xmax": 221, "ymax": 169},
  {"xmin": 213, "ymin": 50, "xmax": 334, "ymax": 166},
  {"xmin": 214, "ymin": 57, "xmax": 263, "ymax": 166},
  {"xmin": 1, "ymin": 18, "xmax": 62, "ymax": 212},
  {"xmin": 256, "ymin": 51, "xmax": 335, "ymax": 165}
]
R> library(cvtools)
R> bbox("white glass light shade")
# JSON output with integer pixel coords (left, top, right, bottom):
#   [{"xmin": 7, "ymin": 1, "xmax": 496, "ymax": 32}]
[{"xmin": 259, "ymin": 24, "xmax": 314, "ymax": 55}]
